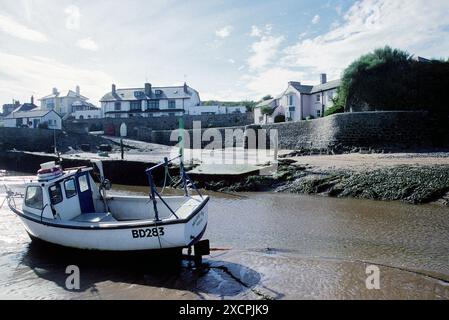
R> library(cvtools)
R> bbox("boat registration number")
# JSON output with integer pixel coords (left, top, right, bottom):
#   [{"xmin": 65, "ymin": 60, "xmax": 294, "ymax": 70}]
[{"xmin": 131, "ymin": 227, "xmax": 165, "ymax": 239}]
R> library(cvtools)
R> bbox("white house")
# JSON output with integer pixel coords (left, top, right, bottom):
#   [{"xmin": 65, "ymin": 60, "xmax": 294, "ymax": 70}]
[
  {"xmin": 254, "ymin": 74, "xmax": 341, "ymax": 124},
  {"xmin": 40, "ymin": 86, "xmax": 95, "ymax": 117},
  {"xmin": 4, "ymin": 109, "xmax": 62, "ymax": 129},
  {"xmin": 100, "ymin": 82, "xmax": 201, "ymax": 118},
  {"xmin": 72, "ymin": 109, "xmax": 102, "ymax": 120},
  {"xmin": 186, "ymin": 105, "xmax": 246, "ymax": 115}
]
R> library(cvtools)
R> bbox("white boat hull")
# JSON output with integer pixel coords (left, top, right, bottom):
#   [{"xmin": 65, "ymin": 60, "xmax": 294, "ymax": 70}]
[{"xmin": 15, "ymin": 203, "xmax": 208, "ymax": 251}]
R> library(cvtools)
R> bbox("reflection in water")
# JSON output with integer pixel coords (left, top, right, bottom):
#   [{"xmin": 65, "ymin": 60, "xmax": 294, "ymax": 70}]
[{"xmin": 17, "ymin": 239, "xmax": 262, "ymax": 300}]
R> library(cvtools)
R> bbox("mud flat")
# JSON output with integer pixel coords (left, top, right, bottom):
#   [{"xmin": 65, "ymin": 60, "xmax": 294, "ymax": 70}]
[{"xmin": 196, "ymin": 153, "xmax": 449, "ymax": 205}]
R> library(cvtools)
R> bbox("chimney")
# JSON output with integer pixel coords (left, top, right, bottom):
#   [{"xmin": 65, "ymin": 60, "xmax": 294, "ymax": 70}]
[
  {"xmin": 112, "ymin": 84, "xmax": 116, "ymax": 95},
  {"xmin": 144, "ymin": 83, "xmax": 152, "ymax": 96},
  {"xmin": 52, "ymin": 87, "xmax": 58, "ymax": 95},
  {"xmin": 31, "ymin": 95, "xmax": 34, "ymax": 105},
  {"xmin": 76, "ymin": 85, "xmax": 80, "ymax": 96},
  {"xmin": 183, "ymin": 82, "xmax": 188, "ymax": 94},
  {"xmin": 288, "ymin": 81, "xmax": 301, "ymax": 86},
  {"xmin": 320, "ymin": 73, "xmax": 327, "ymax": 84},
  {"xmin": 14, "ymin": 100, "xmax": 20, "ymax": 108}
]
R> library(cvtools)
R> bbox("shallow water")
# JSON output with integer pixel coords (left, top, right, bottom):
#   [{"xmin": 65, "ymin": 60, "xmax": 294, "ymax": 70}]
[{"xmin": 1, "ymin": 174, "xmax": 448, "ymax": 299}]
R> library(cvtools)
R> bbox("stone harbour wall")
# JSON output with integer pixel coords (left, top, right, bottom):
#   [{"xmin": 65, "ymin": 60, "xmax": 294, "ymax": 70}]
[
  {"xmin": 64, "ymin": 112, "xmax": 254, "ymax": 137},
  {"xmin": 259, "ymin": 111, "xmax": 448, "ymax": 151}
]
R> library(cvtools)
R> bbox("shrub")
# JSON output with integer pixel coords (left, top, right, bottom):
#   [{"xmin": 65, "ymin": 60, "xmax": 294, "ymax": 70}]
[
  {"xmin": 336, "ymin": 46, "xmax": 449, "ymax": 115},
  {"xmin": 38, "ymin": 122, "xmax": 49, "ymax": 129},
  {"xmin": 324, "ymin": 104, "xmax": 344, "ymax": 117},
  {"xmin": 260, "ymin": 105, "xmax": 274, "ymax": 115}
]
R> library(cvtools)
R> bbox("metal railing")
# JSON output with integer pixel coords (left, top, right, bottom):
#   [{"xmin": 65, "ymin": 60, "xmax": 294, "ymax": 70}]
[{"xmin": 145, "ymin": 155, "xmax": 203, "ymax": 221}]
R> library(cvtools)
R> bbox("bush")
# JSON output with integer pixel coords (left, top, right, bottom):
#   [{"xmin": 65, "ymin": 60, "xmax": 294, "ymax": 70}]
[
  {"xmin": 336, "ymin": 46, "xmax": 449, "ymax": 115},
  {"xmin": 38, "ymin": 122, "xmax": 49, "ymax": 129},
  {"xmin": 324, "ymin": 104, "xmax": 344, "ymax": 117},
  {"xmin": 260, "ymin": 105, "xmax": 274, "ymax": 115}
]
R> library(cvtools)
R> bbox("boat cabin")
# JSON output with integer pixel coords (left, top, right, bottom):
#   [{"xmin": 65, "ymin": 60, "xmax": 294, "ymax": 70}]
[{"xmin": 22, "ymin": 162, "xmax": 198, "ymax": 224}]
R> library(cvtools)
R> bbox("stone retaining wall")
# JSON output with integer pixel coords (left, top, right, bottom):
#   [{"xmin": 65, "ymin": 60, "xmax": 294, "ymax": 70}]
[{"xmin": 64, "ymin": 112, "xmax": 254, "ymax": 137}]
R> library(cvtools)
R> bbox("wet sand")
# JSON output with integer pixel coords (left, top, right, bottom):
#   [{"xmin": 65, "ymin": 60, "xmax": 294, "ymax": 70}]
[{"xmin": 1, "ymin": 174, "xmax": 449, "ymax": 299}]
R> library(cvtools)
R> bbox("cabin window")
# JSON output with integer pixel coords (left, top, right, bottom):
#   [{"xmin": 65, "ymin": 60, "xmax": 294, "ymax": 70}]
[
  {"xmin": 25, "ymin": 186, "xmax": 43, "ymax": 210},
  {"xmin": 168, "ymin": 100, "xmax": 176, "ymax": 109},
  {"xmin": 64, "ymin": 179, "xmax": 77, "ymax": 198},
  {"xmin": 49, "ymin": 184, "xmax": 63, "ymax": 205},
  {"xmin": 78, "ymin": 175, "xmax": 89, "ymax": 193}
]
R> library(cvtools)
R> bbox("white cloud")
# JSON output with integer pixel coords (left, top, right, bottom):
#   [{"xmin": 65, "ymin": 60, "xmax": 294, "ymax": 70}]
[
  {"xmin": 76, "ymin": 37, "xmax": 99, "ymax": 51},
  {"xmin": 65, "ymin": 5, "xmax": 81, "ymax": 30},
  {"xmin": 250, "ymin": 25, "xmax": 261, "ymax": 37},
  {"xmin": 215, "ymin": 25, "xmax": 232, "ymax": 38},
  {"xmin": 312, "ymin": 14, "xmax": 320, "ymax": 24},
  {"xmin": 0, "ymin": 13, "xmax": 48, "ymax": 42},
  {"xmin": 283, "ymin": 0, "xmax": 449, "ymax": 80},
  {"xmin": 238, "ymin": 65, "xmax": 245, "ymax": 71},
  {"xmin": 247, "ymin": 35, "xmax": 285, "ymax": 70},
  {"xmin": 228, "ymin": 58, "xmax": 235, "ymax": 64},
  {"xmin": 241, "ymin": 67, "xmax": 307, "ymax": 99},
  {"xmin": 0, "ymin": 51, "xmax": 113, "ymax": 104}
]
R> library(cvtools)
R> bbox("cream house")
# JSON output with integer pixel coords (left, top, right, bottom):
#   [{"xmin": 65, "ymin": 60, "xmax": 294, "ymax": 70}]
[
  {"xmin": 254, "ymin": 74, "xmax": 340, "ymax": 124},
  {"xmin": 40, "ymin": 86, "xmax": 93, "ymax": 117}
]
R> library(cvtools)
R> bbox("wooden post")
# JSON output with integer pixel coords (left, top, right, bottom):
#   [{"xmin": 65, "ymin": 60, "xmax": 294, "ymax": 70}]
[{"xmin": 120, "ymin": 138, "xmax": 124, "ymax": 160}]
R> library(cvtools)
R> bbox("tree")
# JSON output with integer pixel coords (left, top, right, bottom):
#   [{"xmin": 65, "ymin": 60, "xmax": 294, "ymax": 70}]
[
  {"xmin": 260, "ymin": 105, "xmax": 273, "ymax": 115},
  {"xmin": 335, "ymin": 46, "xmax": 449, "ymax": 115},
  {"xmin": 262, "ymin": 95, "xmax": 273, "ymax": 101}
]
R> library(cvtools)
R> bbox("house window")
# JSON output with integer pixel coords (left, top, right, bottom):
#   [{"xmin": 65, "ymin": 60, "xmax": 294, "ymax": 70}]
[
  {"xmin": 316, "ymin": 94, "xmax": 321, "ymax": 102},
  {"xmin": 16, "ymin": 118, "xmax": 23, "ymax": 127},
  {"xmin": 289, "ymin": 95, "xmax": 294, "ymax": 105},
  {"xmin": 327, "ymin": 91, "xmax": 333, "ymax": 100},
  {"xmin": 114, "ymin": 102, "xmax": 121, "ymax": 111},
  {"xmin": 147, "ymin": 100, "xmax": 159, "ymax": 110},
  {"xmin": 316, "ymin": 109, "xmax": 321, "ymax": 117},
  {"xmin": 130, "ymin": 101, "xmax": 141, "ymax": 111},
  {"xmin": 168, "ymin": 100, "xmax": 176, "ymax": 109},
  {"xmin": 46, "ymin": 100, "xmax": 55, "ymax": 109},
  {"xmin": 168, "ymin": 112, "xmax": 176, "ymax": 117}
]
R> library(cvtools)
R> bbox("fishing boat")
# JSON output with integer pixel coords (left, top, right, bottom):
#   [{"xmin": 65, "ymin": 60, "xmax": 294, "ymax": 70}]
[{"xmin": 5, "ymin": 156, "xmax": 210, "ymax": 256}]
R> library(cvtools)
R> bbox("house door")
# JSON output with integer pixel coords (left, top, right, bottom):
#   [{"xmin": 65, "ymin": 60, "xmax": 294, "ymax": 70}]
[{"xmin": 76, "ymin": 172, "xmax": 95, "ymax": 213}]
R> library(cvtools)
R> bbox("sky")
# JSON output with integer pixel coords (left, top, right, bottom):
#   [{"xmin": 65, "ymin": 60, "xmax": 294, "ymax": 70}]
[{"xmin": 1, "ymin": 0, "xmax": 449, "ymax": 106}]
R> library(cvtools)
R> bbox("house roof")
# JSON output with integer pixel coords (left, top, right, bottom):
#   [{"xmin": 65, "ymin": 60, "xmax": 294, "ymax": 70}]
[
  {"xmin": 72, "ymin": 100, "xmax": 98, "ymax": 109},
  {"xmin": 310, "ymin": 79, "xmax": 341, "ymax": 93},
  {"xmin": 65, "ymin": 90, "xmax": 89, "ymax": 100},
  {"xmin": 255, "ymin": 98, "xmax": 275, "ymax": 108},
  {"xmin": 289, "ymin": 79, "xmax": 341, "ymax": 94},
  {"xmin": 289, "ymin": 83, "xmax": 314, "ymax": 94},
  {"xmin": 6, "ymin": 109, "xmax": 61, "ymax": 119},
  {"xmin": 40, "ymin": 90, "xmax": 89, "ymax": 100},
  {"xmin": 100, "ymin": 86, "xmax": 195, "ymax": 102}
]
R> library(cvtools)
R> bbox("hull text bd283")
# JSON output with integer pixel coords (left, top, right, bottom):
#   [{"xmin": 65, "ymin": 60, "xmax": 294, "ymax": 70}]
[{"xmin": 6, "ymin": 156, "xmax": 210, "ymax": 256}]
